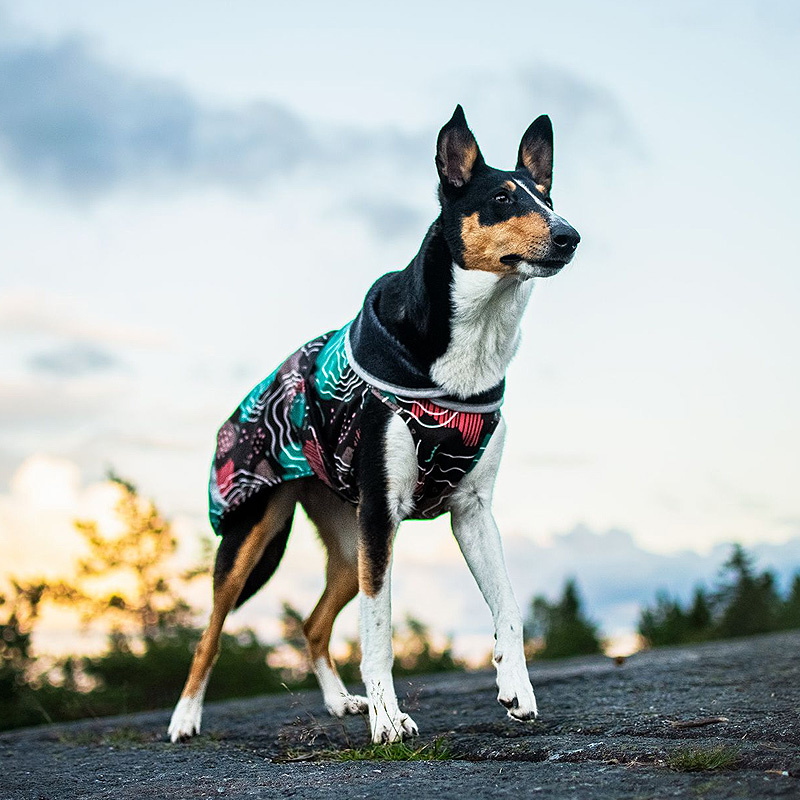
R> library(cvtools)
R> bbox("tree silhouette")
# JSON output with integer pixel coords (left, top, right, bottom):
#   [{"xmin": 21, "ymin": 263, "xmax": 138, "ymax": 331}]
[
  {"xmin": 638, "ymin": 545, "xmax": 800, "ymax": 647},
  {"xmin": 638, "ymin": 592, "xmax": 688, "ymax": 646},
  {"xmin": 687, "ymin": 586, "xmax": 713, "ymax": 635},
  {"xmin": 715, "ymin": 544, "xmax": 781, "ymax": 638},
  {"xmin": 0, "ymin": 580, "xmax": 50, "ymax": 727},
  {"xmin": 780, "ymin": 574, "xmax": 800, "ymax": 630},
  {"xmin": 278, "ymin": 603, "xmax": 463, "ymax": 679},
  {"xmin": 394, "ymin": 615, "xmax": 464, "ymax": 675},
  {"xmin": 527, "ymin": 579, "xmax": 603, "ymax": 659},
  {"xmin": 0, "ymin": 581, "xmax": 47, "ymax": 690},
  {"xmin": 54, "ymin": 474, "xmax": 195, "ymax": 640}
]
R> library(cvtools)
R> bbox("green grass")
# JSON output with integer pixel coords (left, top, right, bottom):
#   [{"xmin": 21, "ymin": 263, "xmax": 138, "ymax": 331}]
[
  {"xmin": 667, "ymin": 745, "xmax": 741, "ymax": 772},
  {"xmin": 59, "ymin": 726, "xmax": 154, "ymax": 747},
  {"xmin": 284, "ymin": 737, "xmax": 452, "ymax": 762}
]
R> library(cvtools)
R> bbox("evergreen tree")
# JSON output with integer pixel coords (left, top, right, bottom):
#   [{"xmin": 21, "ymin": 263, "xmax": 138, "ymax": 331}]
[
  {"xmin": 686, "ymin": 586, "xmax": 713, "ymax": 639},
  {"xmin": 527, "ymin": 579, "xmax": 603, "ymax": 659},
  {"xmin": 638, "ymin": 592, "xmax": 689, "ymax": 647},
  {"xmin": 779, "ymin": 573, "xmax": 800, "ymax": 630},
  {"xmin": 715, "ymin": 544, "xmax": 781, "ymax": 638},
  {"xmin": 638, "ymin": 545, "xmax": 797, "ymax": 649}
]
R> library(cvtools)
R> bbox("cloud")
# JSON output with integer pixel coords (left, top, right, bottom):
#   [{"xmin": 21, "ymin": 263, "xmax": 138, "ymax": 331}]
[
  {"xmin": 0, "ymin": 289, "xmax": 167, "ymax": 347},
  {"xmin": 460, "ymin": 63, "xmax": 645, "ymax": 179},
  {"xmin": 0, "ymin": 379, "xmax": 123, "ymax": 429},
  {"xmin": 501, "ymin": 524, "xmax": 800, "ymax": 636},
  {"xmin": 391, "ymin": 522, "xmax": 800, "ymax": 645},
  {"xmin": 0, "ymin": 19, "xmax": 641, "ymax": 213},
  {"xmin": 28, "ymin": 342, "xmax": 120, "ymax": 377},
  {"xmin": 0, "ymin": 32, "xmax": 423, "ymax": 197},
  {"xmin": 345, "ymin": 198, "xmax": 428, "ymax": 240},
  {"xmin": 515, "ymin": 64, "xmax": 644, "ymax": 163}
]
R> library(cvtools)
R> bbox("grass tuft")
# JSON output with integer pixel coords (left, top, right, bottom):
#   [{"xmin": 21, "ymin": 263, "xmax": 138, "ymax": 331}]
[
  {"xmin": 667, "ymin": 745, "xmax": 741, "ymax": 772},
  {"xmin": 58, "ymin": 726, "xmax": 153, "ymax": 747},
  {"xmin": 299, "ymin": 737, "xmax": 451, "ymax": 762}
]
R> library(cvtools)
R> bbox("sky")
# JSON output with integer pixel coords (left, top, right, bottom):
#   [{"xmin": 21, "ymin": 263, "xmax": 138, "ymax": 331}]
[{"xmin": 0, "ymin": 0, "xmax": 799, "ymax": 658}]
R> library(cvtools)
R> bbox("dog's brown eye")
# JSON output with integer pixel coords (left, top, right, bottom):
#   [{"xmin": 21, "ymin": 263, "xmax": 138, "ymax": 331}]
[{"xmin": 493, "ymin": 191, "xmax": 511, "ymax": 204}]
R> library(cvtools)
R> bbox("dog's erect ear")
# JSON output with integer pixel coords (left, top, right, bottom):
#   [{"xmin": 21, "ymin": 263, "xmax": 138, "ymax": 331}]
[
  {"xmin": 436, "ymin": 105, "xmax": 484, "ymax": 189},
  {"xmin": 517, "ymin": 115, "xmax": 554, "ymax": 193}
]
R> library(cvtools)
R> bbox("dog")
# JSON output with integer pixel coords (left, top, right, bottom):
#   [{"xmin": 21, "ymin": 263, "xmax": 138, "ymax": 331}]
[{"xmin": 168, "ymin": 105, "xmax": 580, "ymax": 744}]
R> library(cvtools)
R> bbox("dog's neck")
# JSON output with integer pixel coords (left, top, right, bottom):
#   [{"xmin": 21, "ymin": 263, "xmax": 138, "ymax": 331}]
[{"xmin": 375, "ymin": 219, "xmax": 534, "ymax": 399}]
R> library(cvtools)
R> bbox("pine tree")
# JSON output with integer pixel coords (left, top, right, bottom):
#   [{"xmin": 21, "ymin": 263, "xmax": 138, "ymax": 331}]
[
  {"xmin": 715, "ymin": 544, "xmax": 781, "ymax": 638},
  {"xmin": 686, "ymin": 586, "xmax": 713, "ymax": 639},
  {"xmin": 528, "ymin": 579, "xmax": 603, "ymax": 659},
  {"xmin": 638, "ymin": 591, "xmax": 688, "ymax": 646},
  {"xmin": 779, "ymin": 573, "xmax": 800, "ymax": 630}
]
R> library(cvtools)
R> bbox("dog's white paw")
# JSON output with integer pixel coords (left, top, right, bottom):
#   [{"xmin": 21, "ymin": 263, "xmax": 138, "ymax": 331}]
[
  {"xmin": 167, "ymin": 695, "xmax": 203, "ymax": 742},
  {"xmin": 325, "ymin": 692, "xmax": 369, "ymax": 718},
  {"xmin": 496, "ymin": 661, "xmax": 538, "ymax": 722},
  {"xmin": 369, "ymin": 706, "xmax": 419, "ymax": 744}
]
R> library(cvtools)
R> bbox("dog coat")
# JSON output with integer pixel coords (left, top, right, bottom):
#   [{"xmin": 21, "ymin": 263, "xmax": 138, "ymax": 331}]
[{"xmin": 209, "ymin": 279, "xmax": 504, "ymax": 533}]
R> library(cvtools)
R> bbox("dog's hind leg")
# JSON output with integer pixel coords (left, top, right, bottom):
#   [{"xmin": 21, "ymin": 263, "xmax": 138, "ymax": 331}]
[
  {"xmin": 299, "ymin": 482, "xmax": 367, "ymax": 717},
  {"xmin": 167, "ymin": 483, "xmax": 299, "ymax": 742},
  {"xmin": 357, "ymin": 403, "xmax": 419, "ymax": 743}
]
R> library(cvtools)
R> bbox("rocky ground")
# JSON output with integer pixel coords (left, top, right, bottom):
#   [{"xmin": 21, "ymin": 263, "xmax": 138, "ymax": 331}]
[{"xmin": 2, "ymin": 631, "xmax": 798, "ymax": 799}]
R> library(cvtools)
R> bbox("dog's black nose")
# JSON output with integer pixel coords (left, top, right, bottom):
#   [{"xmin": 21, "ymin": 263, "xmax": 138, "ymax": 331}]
[{"xmin": 551, "ymin": 223, "xmax": 580, "ymax": 253}]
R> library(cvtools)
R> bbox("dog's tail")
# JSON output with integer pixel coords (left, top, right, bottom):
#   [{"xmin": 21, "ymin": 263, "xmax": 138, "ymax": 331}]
[
  {"xmin": 214, "ymin": 490, "xmax": 295, "ymax": 609},
  {"xmin": 234, "ymin": 512, "xmax": 292, "ymax": 608}
]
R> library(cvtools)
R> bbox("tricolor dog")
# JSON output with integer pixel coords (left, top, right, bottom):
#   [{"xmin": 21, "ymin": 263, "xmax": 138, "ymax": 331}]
[{"xmin": 169, "ymin": 106, "xmax": 580, "ymax": 744}]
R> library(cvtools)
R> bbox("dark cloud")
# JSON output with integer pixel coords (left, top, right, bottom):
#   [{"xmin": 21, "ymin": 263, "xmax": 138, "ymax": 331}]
[
  {"xmin": 0, "ymin": 24, "xmax": 641, "ymax": 246},
  {"xmin": 28, "ymin": 342, "xmax": 119, "ymax": 377},
  {"xmin": 0, "ymin": 34, "xmax": 422, "ymax": 197}
]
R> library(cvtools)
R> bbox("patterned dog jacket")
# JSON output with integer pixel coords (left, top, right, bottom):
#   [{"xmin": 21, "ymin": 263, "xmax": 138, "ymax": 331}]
[{"xmin": 209, "ymin": 278, "xmax": 504, "ymax": 533}]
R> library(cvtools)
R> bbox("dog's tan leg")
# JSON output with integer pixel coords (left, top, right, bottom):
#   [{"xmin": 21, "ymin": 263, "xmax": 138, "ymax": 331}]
[
  {"xmin": 299, "ymin": 482, "xmax": 368, "ymax": 716},
  {"xmin": 168, "ymin": 484, "xmax": 298, "ymax": 742}
]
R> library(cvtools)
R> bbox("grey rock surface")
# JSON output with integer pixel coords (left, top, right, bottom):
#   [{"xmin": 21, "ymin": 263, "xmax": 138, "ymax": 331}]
[{"xmin": 2, "ymin": 631, "xmax": 798, "ymax": 799}]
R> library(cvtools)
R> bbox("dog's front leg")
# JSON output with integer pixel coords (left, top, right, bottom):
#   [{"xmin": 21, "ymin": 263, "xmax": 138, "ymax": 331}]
[
  {"xmin": 450, "ymin": 420, "xmax": 538, "ymax": 721},
  {"xmin": 357, "ymin": 407, "xmax": 419, "ymax": 743},
  {"xmin": 358, "ymin": 561, "xmax": 418, "ymax": 743}
]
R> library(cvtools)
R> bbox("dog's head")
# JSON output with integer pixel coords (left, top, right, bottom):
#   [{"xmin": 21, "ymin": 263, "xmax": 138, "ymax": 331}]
[{"xmin": 436, "ymin": 105, "xmax": 579, "ymax": 279}]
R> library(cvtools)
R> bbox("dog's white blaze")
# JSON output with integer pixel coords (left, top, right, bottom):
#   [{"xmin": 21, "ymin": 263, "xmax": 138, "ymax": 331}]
[
  {"xmin": 384, "ymin": 413, "xmax": 417, "ymax": 522},
  {"xmin": 430, "ymin": 267, "xmax": 533, "ymax": 398},
  {"xmin": 512, "ymin": 177, "xmax": 549, "ymax": 210},
  {"xmin": 167, "ymin": 672, "xmax": 210, "ymax": 742},
  {"xmin": 512, "ymin": 177, "xmax": 571, "ymax": 229},
  {"xmin": 450, "ymin": 419, "xmax": 538, "ymax": 721}
]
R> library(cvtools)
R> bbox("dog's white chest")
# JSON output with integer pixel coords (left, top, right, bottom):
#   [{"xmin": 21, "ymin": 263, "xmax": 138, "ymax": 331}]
[{"xmin": 430, "ymin": 267, "xmax": 533, "ymax": 398}]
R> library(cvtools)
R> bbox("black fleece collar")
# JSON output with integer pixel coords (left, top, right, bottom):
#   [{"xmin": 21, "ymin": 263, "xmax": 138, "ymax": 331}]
[{"xmin": 346, "ymin": 275, "xmax": 505, "ymax": 413}]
